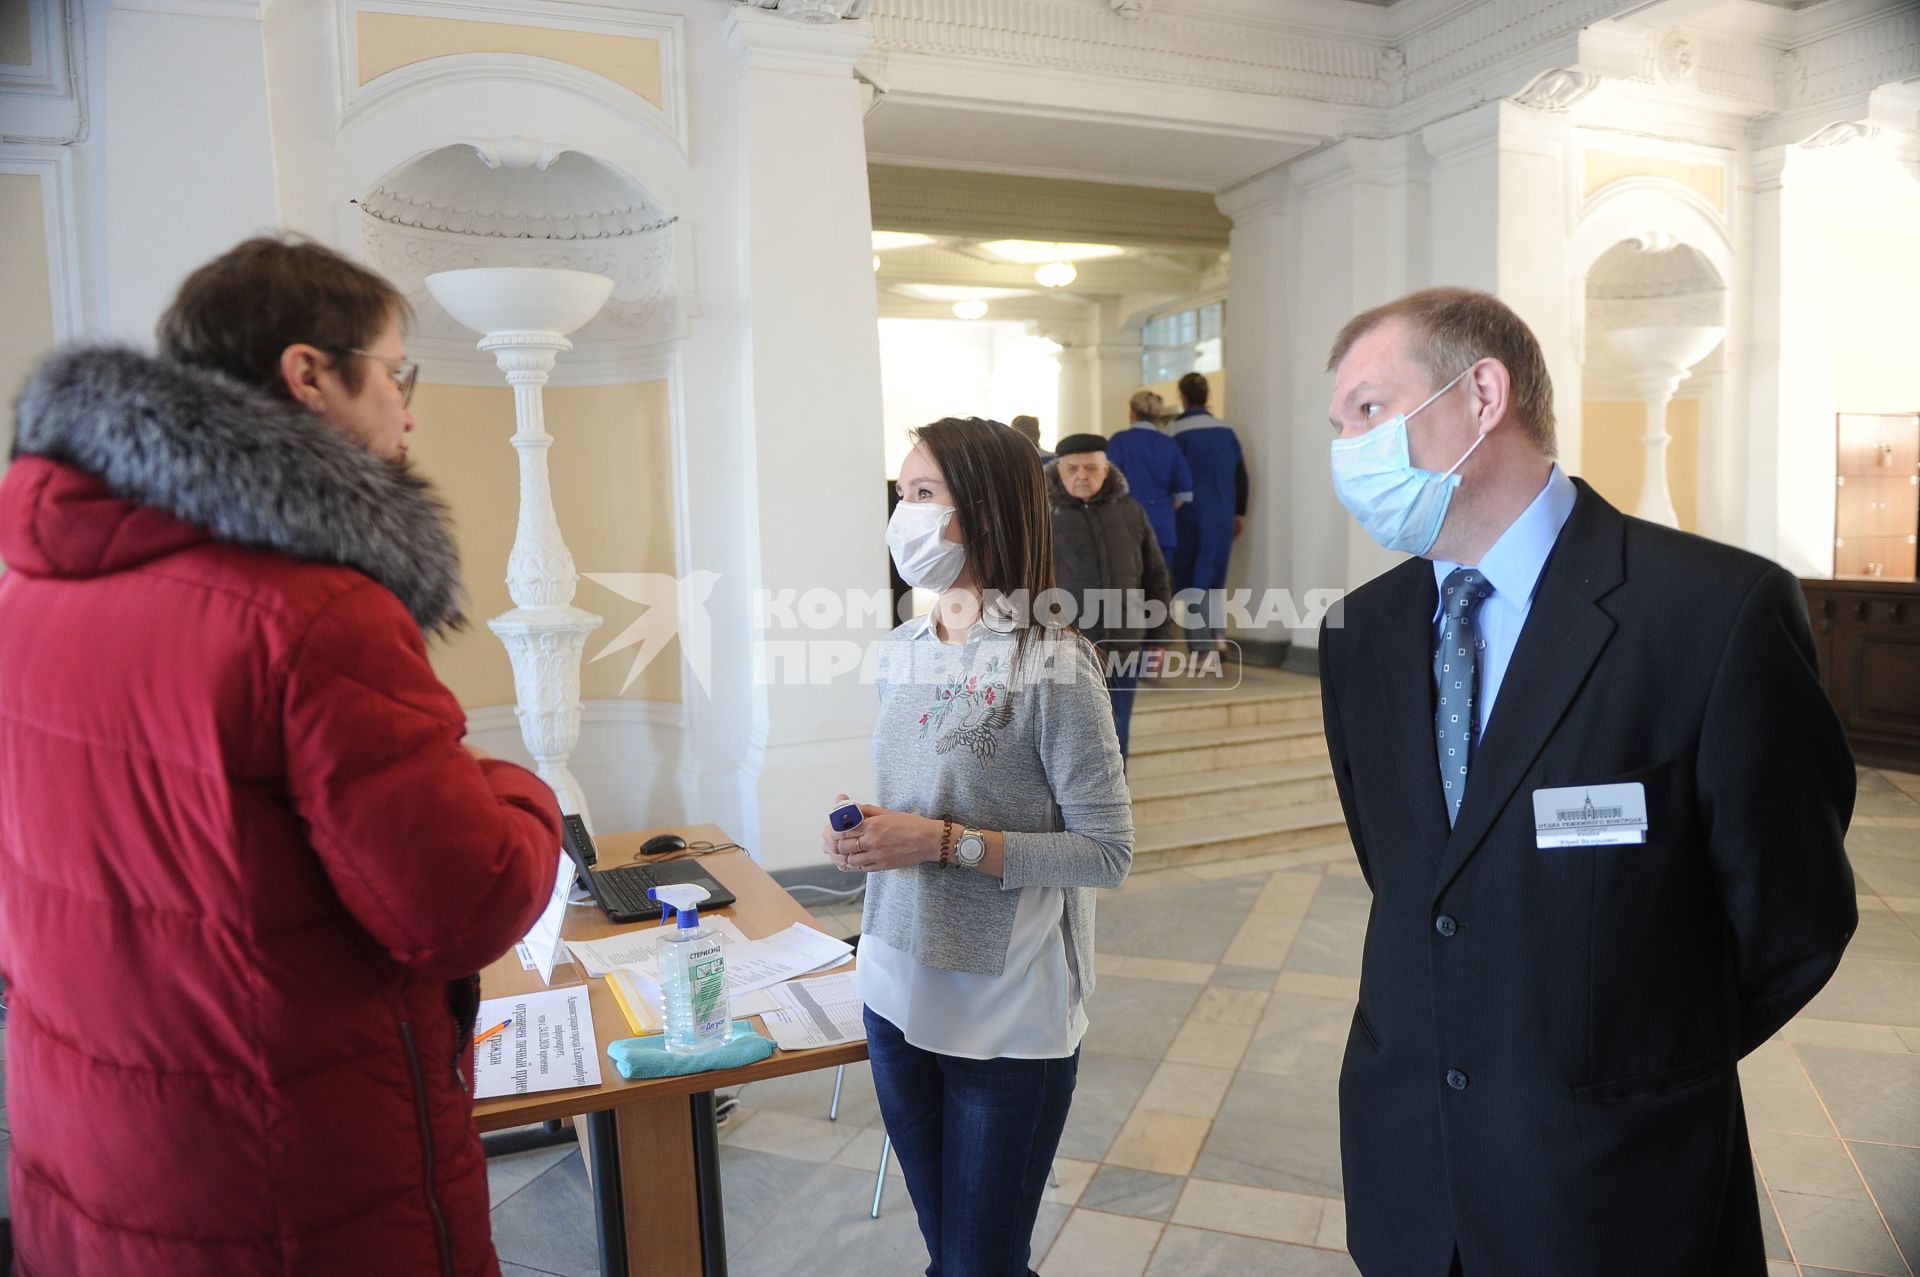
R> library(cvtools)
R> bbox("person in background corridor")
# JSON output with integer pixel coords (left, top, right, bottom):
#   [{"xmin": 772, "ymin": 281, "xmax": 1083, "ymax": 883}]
[
  {"xmin": 1047, "ymin": 432, "xmax": 1176, "ymax": 759},
  {"xmin": 1169, "ymin": 372, "xmax": 1247, "ymax": 649},
  {"xmin": 1318, "ymin": 286, "xmax": 1855, "ymax": 1277},
  {"xmin": 1104, "ymin": 389, "xmax": 1193, "ymax": 578},
  {"xmin": 0, "ymin": 235, "xmax": 564, "ymax": 1276},
  {"xmin": 1010, "ymin": 413, "xmax": 1054, "ymax": 461}
]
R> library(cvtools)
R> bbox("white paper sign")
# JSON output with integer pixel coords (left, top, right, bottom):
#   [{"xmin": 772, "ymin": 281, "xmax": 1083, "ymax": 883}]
[
  {"xmin": 472, "ymin": 987, "xmax": 602, "ymax": 1099},
  {"xmin": 1532, "ymin": 782, "xmax": 1649, "ymax": 848},
  {"xmin": 519, "ymin": 852, "xmax": 575, "ymax": 985}
]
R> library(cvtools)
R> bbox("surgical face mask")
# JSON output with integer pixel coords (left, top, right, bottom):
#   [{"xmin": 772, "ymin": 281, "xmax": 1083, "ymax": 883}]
[
  {"xmin": 1329, "ymin": 361, "xmax": 1488, "ymax": 557},
  {"xmin": 886, "ymin": 500, "xmax": 967, "ymax": 592}
]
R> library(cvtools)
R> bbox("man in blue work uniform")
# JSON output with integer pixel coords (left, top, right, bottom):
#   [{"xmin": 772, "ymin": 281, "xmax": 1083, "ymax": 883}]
[
  {"xmin": 1169, "ymin": 372, "xmax": 1247, "ymax": 648},
  {"xmin": 1104, "ymin": 389, "xmax": 1192, "ymax": 577}
]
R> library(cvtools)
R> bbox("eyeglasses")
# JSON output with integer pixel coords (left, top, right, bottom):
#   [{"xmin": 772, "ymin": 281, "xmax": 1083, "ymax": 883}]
[{"xmin": 345, "ymin": 349, "xmax": 419, "ymax": 407}]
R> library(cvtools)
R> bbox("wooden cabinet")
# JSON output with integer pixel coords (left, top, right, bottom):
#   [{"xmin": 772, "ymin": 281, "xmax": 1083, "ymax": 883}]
[
  {"xmin": 1834, "ymin": 413, "xmax": 1920, "ymax": 579},
  {"xmin": 1802, "ymin": 578, "xmax": 1920, "ymax": 772}
]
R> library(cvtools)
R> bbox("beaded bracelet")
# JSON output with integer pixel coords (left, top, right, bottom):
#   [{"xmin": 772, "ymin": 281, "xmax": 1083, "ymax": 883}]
[{"xmin": 939, "ymin": 817, "xmax": 953, "ymax": 869}]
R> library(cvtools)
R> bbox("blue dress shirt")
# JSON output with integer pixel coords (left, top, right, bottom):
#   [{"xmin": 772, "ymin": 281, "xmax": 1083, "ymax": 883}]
[{"xmin": 1429, "ymin": 464, "xmax": 1578, "ymax": 741}]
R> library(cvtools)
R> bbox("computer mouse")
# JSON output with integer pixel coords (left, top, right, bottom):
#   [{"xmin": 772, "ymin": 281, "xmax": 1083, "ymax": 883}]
[{"xmin": 640, "ymin": 833, "xmax": 689, "ymax": 856}]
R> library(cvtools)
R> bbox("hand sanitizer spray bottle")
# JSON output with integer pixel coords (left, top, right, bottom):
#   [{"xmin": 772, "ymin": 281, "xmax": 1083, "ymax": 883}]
[{"xmin": 648, "ymin": 885, "xmax": 731, "ymax": 1054}]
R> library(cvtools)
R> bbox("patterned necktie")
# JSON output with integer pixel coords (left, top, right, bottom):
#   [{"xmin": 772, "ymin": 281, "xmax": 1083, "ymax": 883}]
[{"xmin": 1434, "ymin": 567, "xmax": 1493, "ymax": 826}]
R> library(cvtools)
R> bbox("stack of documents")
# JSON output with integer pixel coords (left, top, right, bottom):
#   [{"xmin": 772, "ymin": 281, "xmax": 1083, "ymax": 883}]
[{"xmin": 572, "ymin": 922, "xmax": 855, "ymax": 1040}]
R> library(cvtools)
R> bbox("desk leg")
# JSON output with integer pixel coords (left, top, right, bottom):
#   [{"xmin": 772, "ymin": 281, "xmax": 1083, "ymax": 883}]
[
  {"xmin": 690, "ymin": 1092, "xmax": 728, "ymax": 1276},
  {"xmin": 582, "ymin": 1111, "xmax": 628, "ymax": 1277},
  {"xmin": 612, "ymin": 1095, "xmax": 702, "ymax": 1275}
]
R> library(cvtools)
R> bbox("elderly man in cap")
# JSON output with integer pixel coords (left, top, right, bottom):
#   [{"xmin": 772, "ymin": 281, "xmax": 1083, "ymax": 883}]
[{"xmin": 1047, "ymin": 432, "xmax": 1176, "ymax": 757}]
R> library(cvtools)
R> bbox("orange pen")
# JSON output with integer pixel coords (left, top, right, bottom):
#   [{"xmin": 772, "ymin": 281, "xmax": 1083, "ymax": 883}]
[{"xmin": 473, "ymin": 1018, "xmax": 513, "ymax": 1048}]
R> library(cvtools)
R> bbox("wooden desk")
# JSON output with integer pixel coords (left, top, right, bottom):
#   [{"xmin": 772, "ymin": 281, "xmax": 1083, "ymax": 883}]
[{"xmin": 475, "ymin": 824, "xmax": 866, "ymax": 1277}]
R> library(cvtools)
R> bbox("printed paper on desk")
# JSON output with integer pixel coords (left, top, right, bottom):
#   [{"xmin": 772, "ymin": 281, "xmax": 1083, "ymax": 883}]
[
  {"xmin": 1532, "ymin": 782, "xmax": 1649, "ymax": 849},
  {"xmin": 590, "ymin": 922, "xmax": 850, "ymax": 998},
  {"xmin": 759, "ymin": 971, "xmax": 866, "ymax": 1052},
  {"xmin": 473, "ymin": 986, "xmax": 602, "ymax": 1100},
  {"xmin": 566, "ymin": 917, "xmax": 751, "ymax": 979},
  {"xmin": 724, "ymin": 924, "xmax": 854, "ymax": 996}
]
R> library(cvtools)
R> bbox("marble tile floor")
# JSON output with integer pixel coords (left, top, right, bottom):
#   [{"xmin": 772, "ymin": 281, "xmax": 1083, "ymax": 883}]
[{"xmin": 2, "ymin": 767, "xmax": 1916, "ymax": 1276}]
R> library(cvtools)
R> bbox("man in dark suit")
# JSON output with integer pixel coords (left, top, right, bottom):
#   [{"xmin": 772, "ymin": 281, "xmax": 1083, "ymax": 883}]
[{"xmin": 1317, "ymin": 287, "xmax": 1856, "ymax": 1277}]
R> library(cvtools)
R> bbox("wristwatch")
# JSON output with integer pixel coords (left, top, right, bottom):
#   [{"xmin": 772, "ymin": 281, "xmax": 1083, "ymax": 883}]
[{"xmin": 954, "ymin": 826, "xmax": 987, "ymax": 868}]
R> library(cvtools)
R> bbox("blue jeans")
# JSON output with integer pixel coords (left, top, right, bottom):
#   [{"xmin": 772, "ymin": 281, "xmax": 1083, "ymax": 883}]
[
  {"xmin": 864, "ymin": 1007, "xmax": 1079, "ymax": 1277},
  {"xmin": 1107, "ymin": 670, "xmax": 1139, "ymax": 759}
]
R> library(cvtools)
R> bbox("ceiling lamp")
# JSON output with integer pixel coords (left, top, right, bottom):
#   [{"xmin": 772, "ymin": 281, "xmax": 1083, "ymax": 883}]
[
  {"xmin": 952, "ymin": 299, "xmax": 989, "ymax": 320},
  {"xmin": 1034, "ymin": 260, "xmax": 1077, "ymax": 288},
  {"xmin": 872, "ymin": 231, "xmax": 936, "ymax": 252},
  {"xmin": 979, "ymin": 239, "xmax": 1127, "ymax": 264}
]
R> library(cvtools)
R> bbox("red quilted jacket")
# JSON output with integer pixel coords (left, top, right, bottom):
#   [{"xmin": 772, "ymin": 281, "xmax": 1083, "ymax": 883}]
[{"xmin": 0, "ymin": 349, "xmax": 564, "ymax": 1275}]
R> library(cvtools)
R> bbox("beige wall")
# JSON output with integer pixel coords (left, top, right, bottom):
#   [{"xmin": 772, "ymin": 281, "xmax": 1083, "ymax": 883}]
[
  {"xmin": 1581, "ymin": 397, "xmax": 1701, "ymax": 532},
  {"xmin": 355, "ymin": 12, "xmax": 663, "ymax": 106},
  {"xmin": 1583, "ymin": 151, "xmax": 1726, "ymax": 215},
  {"xmin": 1832, "ymin": 226, "xmax": 1920, "ymax": 414},
  {"xmin": 0, "ymin": 173, "xmax": 56, "ymax": 464},
  {"xmin": 407, "ymin": 380, "xmax": 680, "ymax": 710}
]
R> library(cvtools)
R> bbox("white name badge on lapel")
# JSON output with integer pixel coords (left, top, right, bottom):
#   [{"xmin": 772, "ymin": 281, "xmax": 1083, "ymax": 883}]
[{"xmin": 1531, "ymin": 783, "xmax": 1649, "ymax": 848}]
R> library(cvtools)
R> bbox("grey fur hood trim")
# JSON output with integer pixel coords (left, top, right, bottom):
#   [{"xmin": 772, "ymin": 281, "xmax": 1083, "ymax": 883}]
[{"xmin": 12, "ymin": 346, "xmax": 464, "ymax": 634}]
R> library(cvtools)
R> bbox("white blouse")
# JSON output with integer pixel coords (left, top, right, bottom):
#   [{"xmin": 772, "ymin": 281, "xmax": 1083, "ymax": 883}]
[{"xmin": 858, "ymin": 882, "xmax": 1089, "ymax": 1060}]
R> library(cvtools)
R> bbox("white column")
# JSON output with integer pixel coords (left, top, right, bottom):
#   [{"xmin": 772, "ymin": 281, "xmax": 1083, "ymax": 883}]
[
  {"xmin": 1424, "ymin": 101, "xmax": 1581, "ymax": 468},
  {"xmin": 727, "ymin": 6, "xmax": 888, "ymax": 869},
  {"xmin": 1091, "ymin": 298, "xmax": 1144, "ymax": 436},
  {"xmin": 1630, "ymin": 370, "xmax": 1683, "ymax": 528},
  {"xmin": 1054, "ymin": 343, "xmax": 1099, "ymax": 440},
  {"xmin": 103, "ymin": 2, "xmax": 279, "ymax": 339},
  {"xmin": 1216, "ymin": 169, "xmax": 1292, "ymax": 647}
]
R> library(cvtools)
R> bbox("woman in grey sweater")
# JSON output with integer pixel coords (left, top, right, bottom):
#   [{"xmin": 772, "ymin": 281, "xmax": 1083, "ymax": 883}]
[{"xmin": 821, "ymin": 417, "xmax": 1134, "ymax": 1277}]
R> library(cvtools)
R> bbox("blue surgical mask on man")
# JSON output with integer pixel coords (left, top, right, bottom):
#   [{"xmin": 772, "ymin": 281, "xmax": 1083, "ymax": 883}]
[{"xmin": 1329, "ymin": 360, "xmax": 1487, "ymax": 557}]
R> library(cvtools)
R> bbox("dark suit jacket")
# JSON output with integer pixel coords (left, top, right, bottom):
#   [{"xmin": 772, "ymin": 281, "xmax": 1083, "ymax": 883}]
[{"xmin": 1319, "ymin": 480, "xmax": 1856, "ymax": 1277}]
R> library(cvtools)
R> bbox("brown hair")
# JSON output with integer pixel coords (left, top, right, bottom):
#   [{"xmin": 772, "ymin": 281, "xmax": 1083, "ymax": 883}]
[
  {"xmin": 1177, "ymin": 372, "xmax": 1209, "ymax": 408},
  {"xmin": 908, "ymin": 416, "xmax": 1062, "ymax": 654},
  {"xmin": 1326, "ymin": 287, "xmax": 1556, "ymax": 456},
  {"xmin": 157, "ymin": 236, "xmax": 412, "ymax": 400}
]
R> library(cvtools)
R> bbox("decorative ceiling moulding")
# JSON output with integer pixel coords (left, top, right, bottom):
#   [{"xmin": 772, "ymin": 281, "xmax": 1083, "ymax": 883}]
[
  {"xmin": 362, "ymin": 143, "xmax": 677, "ymax": 240},
  {"xmin": 111, "ymin": 0, "xmax": 263, "ymax": 16},
  {"xmin": 1, "ymin": 0, "xmax": 85, "ymax": 146},
  {"xmin": 1786, "ymin": 1, "xmax": 1920, "ymax": 108},
  {"xmin": 863, "ymin": 0, "xmax": 1386, "ymax": 106},
  {"xmin": 1398, "ymin": 0, "xmax": 1621, "ymax": 107},
  {"xmin": 332, "ymin": 1, "xmax": 687, "ymax": 154},
  {"xmin": 1799, "ymin": 120, "xmax": 1879, "ymax": 149},
  {"xmin": 868, "ymin": 164, "xmax": 1231, "ymax": 249},
  {"xmin": 726, "ymin": 0, "xmax": 874, "ymax": 19},
  {"xmin": 1513, "ymin": 68, "xmax": 1600, "ymax": 112}
]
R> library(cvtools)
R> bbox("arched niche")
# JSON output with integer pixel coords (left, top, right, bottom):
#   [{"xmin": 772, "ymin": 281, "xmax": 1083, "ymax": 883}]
[{"xmin": 1569, "ymin": 177, "xmax": 1738, "ymax": 539}]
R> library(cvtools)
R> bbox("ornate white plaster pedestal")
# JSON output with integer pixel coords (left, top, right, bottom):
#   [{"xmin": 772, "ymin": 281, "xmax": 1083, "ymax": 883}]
[
  {"xmin": 425, "ymin": 267, "xmax": 614, "ymax": 820},
  {"xmin": 1597, "ymin": 325, "xmax": 1725, "ymax": 529}
]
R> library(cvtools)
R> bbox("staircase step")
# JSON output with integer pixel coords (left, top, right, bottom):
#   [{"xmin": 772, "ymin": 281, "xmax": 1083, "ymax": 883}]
[
  {"xmin": 1130, "ymin": 760, "xmax": 1338, "ymax": 824},
  {"xmin": 1130, "ymin": 800, "xmax": 1352, "ymax": 873},
  {"xmin": 1130, "ymin": 690, "xmax": 1321, "ymax": 737},
  {"xmin": 1126, "ymin": 718, "xmax": 1330, "ymax": 780}
]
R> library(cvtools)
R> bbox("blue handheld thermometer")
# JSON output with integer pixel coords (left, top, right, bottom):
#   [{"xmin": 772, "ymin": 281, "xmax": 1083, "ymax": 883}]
[{"xmin": 828, "ymin": 800, "xmax": 865, "ymax": 833}]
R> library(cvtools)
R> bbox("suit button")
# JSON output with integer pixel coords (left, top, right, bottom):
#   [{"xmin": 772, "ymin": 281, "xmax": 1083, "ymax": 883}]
[
  {"xmin": 1446, "ymin": 1069, "xmax": 1469, "ymax": 1091},
  {"xmin": 1435, "ymin": 915, "xmax": 1458, "ymax": 937}
]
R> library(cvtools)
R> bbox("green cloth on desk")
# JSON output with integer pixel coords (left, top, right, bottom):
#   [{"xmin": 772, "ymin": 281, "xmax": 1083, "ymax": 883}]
[{"xmin": 606, "ymin": 1022, "xmax": 774, "ymax": 1079}]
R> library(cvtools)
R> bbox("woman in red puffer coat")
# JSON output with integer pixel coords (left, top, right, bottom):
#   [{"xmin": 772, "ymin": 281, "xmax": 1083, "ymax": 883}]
[{"xmin": 0, "ymin": 237, "xmax": 563, "ymax": 1276}]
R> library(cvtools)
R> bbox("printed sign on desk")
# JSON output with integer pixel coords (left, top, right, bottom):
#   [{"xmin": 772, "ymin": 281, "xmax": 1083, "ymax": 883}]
[{"xmin": 473, "ymin": 986, "xmax": 602, "ymax": 1099}]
